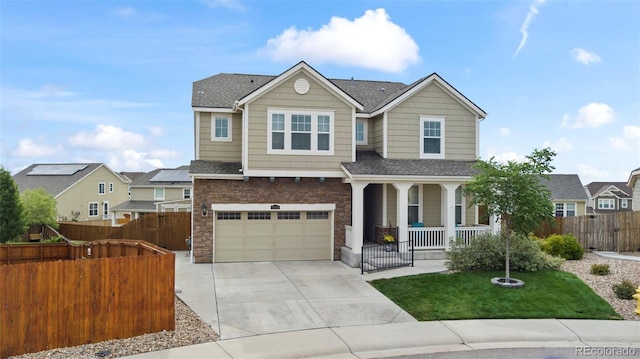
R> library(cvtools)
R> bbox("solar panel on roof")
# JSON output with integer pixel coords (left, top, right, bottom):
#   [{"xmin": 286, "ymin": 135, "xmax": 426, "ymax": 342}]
[
  {"xmin": 149, "ymin": 170, "xmax": 191, "ymax": 182},
  {"xmin": 28, "ymin": 164, "xmax": 89, "ymax": 175}
]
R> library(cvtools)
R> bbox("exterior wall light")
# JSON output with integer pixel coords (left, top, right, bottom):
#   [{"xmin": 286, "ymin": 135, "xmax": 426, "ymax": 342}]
[
  {"xmin": 294, "ymin": 177, "xmax": 300, "ymax": 183},
  {"xmin": 269, "ymin": 176, "xmax": 275, "ymax": 183},
  {"xmin": 201, "ymin": 204, "xmax": 208, "ymax": 216},
  {"xmin": 319, "ymin": 177, "xmax": 325, "ymax": 183}
]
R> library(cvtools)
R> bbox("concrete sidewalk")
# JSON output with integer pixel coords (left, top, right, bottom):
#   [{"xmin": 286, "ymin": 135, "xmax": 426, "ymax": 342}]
[
  {"xmin": 125, "ymin": 253, "xmax": 640, "ymax": 358},
  {"xmin": 124, "ymin": 319, "xmax": 640, "ymax": 358}
]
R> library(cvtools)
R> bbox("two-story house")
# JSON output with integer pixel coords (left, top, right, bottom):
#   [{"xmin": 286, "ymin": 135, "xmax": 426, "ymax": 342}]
[
  {"xmin": 12, "ymin": 163, "xmax": 131, "ymax": 222},
  {"xmin": 111, "ymin": 166, "xmax": 192, "ymax": 224},
  {"xmin": 190, "ymin": 61, "xmax": 493, "ymax": 266},
  {"xmin": 584, "ymin": 181, "xmax": 633, "ymax": 214},
  {"xmin": 540, "ymin": 174, "xmax": 588, "ymax": 217}
]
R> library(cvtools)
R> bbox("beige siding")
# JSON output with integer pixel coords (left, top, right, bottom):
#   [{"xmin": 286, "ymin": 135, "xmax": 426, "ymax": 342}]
[
  {"xmin": 633, "ymin": 183, "xmax": 640, "ymax": 211},
  {"xmin": 422, "ymin": 184, "xmax": 441, "ymax": 226},
  {"xmin": 386, "ymin": 184, "xmax": 397, "ymax": 226},
  {"xmin": 386, "ymin": 83, "xmax": 477, "ymax": 160},
  {"xmin": 246, "ymin": 71, "xmax": 353, "ymax": 172},
  {"xmin": 372, "ymin": 114, "xmax": 384, "ymax": 155},
  {"xmin": 131, "ymin": 187, "xmax": 189, "ymax": 201},
  {"xmin": 198, "ymin": 112, "xmax": 242, "ymax": 162},
  {"xmin": 355, "ymin": 118, "xmax": 374, "ymax": 151},
  {"xmin": 56, "ymin": 166, "xmax": 130, "ymax": 222},
  {"xmin": 464, "ymin": 197, "xmax": 476, "ymax": 225},
  {"xmin": 577, "ymin": 201, "xmax": 586, "ymax": 216}
]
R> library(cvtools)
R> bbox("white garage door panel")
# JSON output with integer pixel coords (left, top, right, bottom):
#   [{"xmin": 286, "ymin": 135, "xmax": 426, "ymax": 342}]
[{"xmin": 214, "ymin": 210, "xmax": 331, "ymax": 262}]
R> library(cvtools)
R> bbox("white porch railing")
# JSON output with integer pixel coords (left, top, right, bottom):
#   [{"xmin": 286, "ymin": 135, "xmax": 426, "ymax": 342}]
[
  {"xmin": 408, "ymin": 227, "xmax": 446, "ymax": 249},
  {"xmin": 408, "ymin": 225, "xmax": 492, "ymax": 250}
]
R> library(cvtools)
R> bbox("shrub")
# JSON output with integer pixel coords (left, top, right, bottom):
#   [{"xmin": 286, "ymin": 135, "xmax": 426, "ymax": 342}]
[
  {"xmin": 538, "ymin": 234, "xmax": 584, "ymax": 260},
  {"xmin": 612, "ymin": 280, "xmax": 637, "ymax": 300},
  {"xmin": 447, "ymin": 232, "xmax": 563, "ymax": 272},
  {"xmin": 42, "ymin": 236, "xmax": 63, "ymax": 243},
  {"xmin": 590, "ymin": 263, "xmax": 610, "ymax": 275}
]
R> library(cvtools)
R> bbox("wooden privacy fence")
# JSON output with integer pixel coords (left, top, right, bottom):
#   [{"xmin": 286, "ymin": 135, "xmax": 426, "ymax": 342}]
[
  {"xmin": 562, "ymin": 211, "xmax": 640, "ymax": 252},
  {"xmin": 59, "ymin": 212, "xmax": 191, "ymax": 250},
  {"xmin": 0, "ymin": 240, "xmax": 175, "ymax": 358}
]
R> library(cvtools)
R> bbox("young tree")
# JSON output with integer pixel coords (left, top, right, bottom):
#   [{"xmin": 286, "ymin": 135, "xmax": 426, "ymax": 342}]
[
  {"xmin": 21, "ymin": 188, "xmax": 59, "ymax": 229},
  {"xmin": 463, "ymin": 148, "xmax": 556, "ymax": 283},
  {"xmin": 0, "ymin": 167, "xmax": 28, "ymax": 243}
]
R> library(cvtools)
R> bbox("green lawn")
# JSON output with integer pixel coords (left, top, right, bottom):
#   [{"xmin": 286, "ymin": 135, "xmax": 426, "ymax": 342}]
[{"xmin": 370, "ymin": 270, "xmax": 622, "ymax": 321}]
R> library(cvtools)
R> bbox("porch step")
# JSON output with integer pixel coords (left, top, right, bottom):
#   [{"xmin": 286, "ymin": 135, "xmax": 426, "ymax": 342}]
[{"xmin": 367, "ymin": 257, "xmax": 411, "ymax": 268}]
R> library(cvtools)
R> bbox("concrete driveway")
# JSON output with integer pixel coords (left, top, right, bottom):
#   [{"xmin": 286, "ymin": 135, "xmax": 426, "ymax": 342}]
[{"xmin": 174, "ymin": 252, "xmax": 447, "ymax": 340}]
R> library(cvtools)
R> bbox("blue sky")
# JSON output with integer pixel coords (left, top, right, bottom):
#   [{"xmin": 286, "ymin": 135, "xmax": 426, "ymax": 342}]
[{"xmin": 1, "ymin": 0, "xmax": 638, "ymax": 185}]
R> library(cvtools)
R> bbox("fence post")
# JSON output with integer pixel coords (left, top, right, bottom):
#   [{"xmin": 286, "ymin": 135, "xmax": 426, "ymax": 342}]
[{"xmin": 361, "ymin": 248, "xmax": 364, "ymax": 275}]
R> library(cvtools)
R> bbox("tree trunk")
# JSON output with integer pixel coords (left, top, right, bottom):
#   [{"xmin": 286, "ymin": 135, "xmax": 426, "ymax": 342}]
[{"xmin": 504, "ymin": 215, "xmax": 511, "ymax": 281}]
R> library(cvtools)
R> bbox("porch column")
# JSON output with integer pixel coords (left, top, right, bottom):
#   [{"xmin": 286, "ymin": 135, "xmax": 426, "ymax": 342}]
[
  {"xmin": 393, "ymin": 183, "xmax": 413, "ymax": 243},
  {"xmin": 351, "ymin": 182, "xmax": 368, "ymax": 254},
  {"xmin": 440, "ymin": 183, "xmax": 459, "ymax": 251}
]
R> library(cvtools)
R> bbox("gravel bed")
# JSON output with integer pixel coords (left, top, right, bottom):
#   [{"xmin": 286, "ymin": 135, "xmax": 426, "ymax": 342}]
[
  {"xmin": 9, "ymin": 297, "xmax": 219, "ymax": 359},
  {"xmin": 561, "ymin": 252, "xmax": 640, "ymax": 321}
]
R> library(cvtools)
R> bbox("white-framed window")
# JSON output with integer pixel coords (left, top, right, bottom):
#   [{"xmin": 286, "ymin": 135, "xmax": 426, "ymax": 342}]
[
  {"xmin": 267, "ymin": 109, "xmax": 334, "ymax": 155},
  {"xmin": 183, "ymin": 188, "xmax": 191, "ymax": 199},
  {"xmin": 598, "ymin": 198, "xmax": 615, "ymax": 209},
  {"xmin": 212, "ymin": 116, "xmax": 231, "ymax": 141},
  {"xmin": 554, "ymin": 202, "xmax": 577, "ymax": 217},
  {"xmin": 408, "ymin": 185, "xmax": 420, "ymax": 224},
  {"xmin": 102, "ymin": 201, "xmax": 109, "ymax": 219},
  {"xmin": 98, "ymin": 182, "xmax": 105, "ymax": 195},
  {"xmin": 109, "ymin": 182, "xmax": 114, "ymax": 193},
  {"xmin": 154, "ymin": 187, "xmax": 165, "ymax": 200},
  {"xmin": 356, "ymin": 120, "xmax": 368, "ymax": 145},
  {"xmin": 420, "ymin": 116, "xmax": 445, "ymax": 159},
  {"xmin": 88, "ymin": 202, "xmax": 99, "ymax": 217},
  {"xmin": 621, "ymin": 199, "xmax": 628, "ymax": 208}
]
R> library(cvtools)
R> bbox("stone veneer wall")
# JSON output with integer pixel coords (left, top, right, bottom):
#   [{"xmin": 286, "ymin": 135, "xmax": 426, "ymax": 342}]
[{"xmin": 192, "ymin": 177, "xmax": 352, "ymax": 263}]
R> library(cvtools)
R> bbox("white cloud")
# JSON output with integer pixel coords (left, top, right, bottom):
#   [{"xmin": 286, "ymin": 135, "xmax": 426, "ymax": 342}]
[
  {"xmin": 499, "ymin": 127, "xmax": 511, "ymax": 136},
  {"xmin": 513, "ymin": 0, "xmax": 546, "ymax": 58},
  {"xmin": 113, "ymin": 7, "xmax": 136, "ymax": 17},
  {"xmin": 149, "ymin": 126, "xmax": 165, "ymax": 136},
  {"xmin": 624, "ymin": 125, "xmax": 640, "ymax": 139},
  {"xmin": 578, "ymin": 164, "xmax": 609, "ymax": 182},
  {"xmin": 69, "ymin": 125, "xmax": 146, "ymax": 150},
  {"xmin": 261, "ymin": 8, "xmax": 420, "ymax": 73},
  {"xmin": 609, "ymin": 137, "xmax": 627, "ymax": 150},
  {"xmin": 542, "ymin": 137, "xmax": 572, "ymax": 152},
  {"xmin": 11, "ymin": 138, "xmax": 64, "ymax": 158},
  {"xmin": 570, "ymin": 48, "xmax": 602, "ymax": 65},
  {"xmin": 149, "ymin": 149, "xmax": 181, "ymax": 159},
  {"xmin": 109, "ymin": 150, "xmax": 165, "ymax": 172},
  {"xmin": 561, "ymin": 102, "xmax": 614, "ymax": 129}
]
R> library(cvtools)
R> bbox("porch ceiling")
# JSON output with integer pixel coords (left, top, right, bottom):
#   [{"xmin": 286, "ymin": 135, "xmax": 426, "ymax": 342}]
[{"xmin": 342, "ymin": 151, "xmax": 477, "ymax": 178}]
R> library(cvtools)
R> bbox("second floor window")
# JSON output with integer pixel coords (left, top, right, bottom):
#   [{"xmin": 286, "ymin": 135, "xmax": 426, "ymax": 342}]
[
  {"xmin": 598, "ymin": 198, "xmax": 614, "ymax": 209},
  {"xmin": 98, "ymin": 182, "xmax": 105, "ymax": 195},
  {"xmin": 420, "ymin": 117, "xmax": 445, "ymax": 159},
  {"xmin": 109, "ymin": 182, "xmax": 114, "ymax": 193},
  {"xmin": 621, "ymin": 199, "xmax": 628, "ymax": 208},
  {"xmin": 268, "ymin": 109, "xmax": 334, "ymax": 155},
  {"xmin": 154, "ymin": 187, "xmax": 165, "ymax": 200},
  {"xmin": 212, "ymin": 116, "xmax": 231, "ymax": 141},
  {"xmin": 183, "ymin": 188, "xmax": 191, "ymax": 199},
  {"xmin": 356, "ymin": 120, "xmax": 368, "ymax": 145}
]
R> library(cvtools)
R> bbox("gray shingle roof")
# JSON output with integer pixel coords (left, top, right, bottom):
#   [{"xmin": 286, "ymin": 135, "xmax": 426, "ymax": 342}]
[
  {"xmin": 192, "ymin": 64, "xmax": 485, "ymax": 115},
  {"xmin": 111, "ymin": 200, "xmax": 157, "ymax": 212},
  {"xmin": 13, "ymin": 163, "xmax": 105, "ymax": 197},
  {"xmin": 585, "ymin": 182, "xmax": 631, "ymax": 198},
  {"xmin": 540, "ymin": 174, "xmax": 588, "ymax": 200},
  {"xmin": 189, "ymin": 160, "xmax": 243, "ymax": 175},
  {"xmin": 342, "ymin": 151, "xmax": 478, "ymax": 177}
]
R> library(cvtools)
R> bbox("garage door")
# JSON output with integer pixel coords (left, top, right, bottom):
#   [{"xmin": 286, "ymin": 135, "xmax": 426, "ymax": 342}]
[{"xmin": 214, "ymin": 210, "xmax": 332, "ymax": 262}]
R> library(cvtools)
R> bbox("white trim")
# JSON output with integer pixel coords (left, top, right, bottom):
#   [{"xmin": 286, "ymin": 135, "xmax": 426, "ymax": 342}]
[
  {"xmin": 212, "ymin": 115, "xmax": 232, "ymax": 142},
  {"xmin": 190, "ymin": 173, "xmax": 244, "ymax": 180},
  {"xmin": 88, "ymin": 201, "xmax": 99, "ymax": 217},
  {"xmin": 242, "ymin": 104, "xmax": 249, "ymax": 171},
  {"xmin": 621, "ymin": 199, "xmax": 628, "ymax": 208},
  {"xmin": 109, "ymin": 182, "xmax": 114, "ymax": 193},
  {"xmin": 237, "ymin": 62, "xmax": 363, "ymax": 111},
  {"xmin": 212, "ymin": 203, "xmax": 336, "ymax": 212},
  {"xmin": 154, "ymin": 187, "xmax": 165, "ymax": 200},
  {"xmin": 266, "ymin": 108, "xmax": 335, "ymax": 155},
  {"xmin": 243, "ymin": 169, "xmax": 346, "ymax": 178},
  {"xmin": 383, "ymin": 112, "xmax": 388, "ymax": 158},
  {"xmin": 102, "ymin": 201, "xmax": 110, "ymax": 219},
  {"xmin": 475, "ymin": 114, "xmax": 480, "ymax": 158},
  {"xmin": 355, "ymin": 119, "xmax": 368, "ymax": 145},
  {"xmin": 340, "ymin": 170, "xmax": 473, "ymax": 184},
  {"xmin": 98, "ymin": 182, "xmax": 106, "ymax": 195},
  {"xmin": 382, "ymin": 183, "xmax": 388, "ymax": 225},
  {"xmin": 352, "ymin": 110, "xmax": 356, "ymax": 162},
  {"xmin": 420, "ymin": 116, "xmax": 445, "ymax": 159},
  {"xmin": 597, "ymin": 198, "xmax": 615, "ymax": 209},
  {"xmin": 195, "ymin": 112, "xmax": 201, "ymax": 160},
  {"xmin": 192, "ymin": 107, "xmax": 234, "ymax": 113}
]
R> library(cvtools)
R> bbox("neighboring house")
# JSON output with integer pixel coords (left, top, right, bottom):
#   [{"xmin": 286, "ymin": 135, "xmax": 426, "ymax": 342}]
[
  {"xmin": 626, "ymin": 167, "xmax": 640, "ymax": 211},
  {"xmin": 111, "ymin": 166, "xmax": 192, "ymax": 224},
  {"xmin": 584, "ymin": 181, "xmax": 633, "ymax": 214},
  {"xmin": 12, "ymin": 163, "xmax": 130, "ymax": 222},
  {"xmin": 190, "ymin": 61, "xmax": 495, "ymax": 266},
  {"xmin": 540, "ymin": 174, "xmax": 588, "ymax": 217}
]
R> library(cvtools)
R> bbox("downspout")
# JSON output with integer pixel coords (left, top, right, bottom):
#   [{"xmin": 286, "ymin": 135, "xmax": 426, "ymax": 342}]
[{"xmin": 233, "ymin": 100, "xmax": 247, "ymax": 172}]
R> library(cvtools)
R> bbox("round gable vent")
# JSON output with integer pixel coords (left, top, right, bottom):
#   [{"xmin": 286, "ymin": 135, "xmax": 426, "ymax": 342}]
[{"xmin": 294, "ymin": 78, "xmax": 310, "ymax": 95}]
